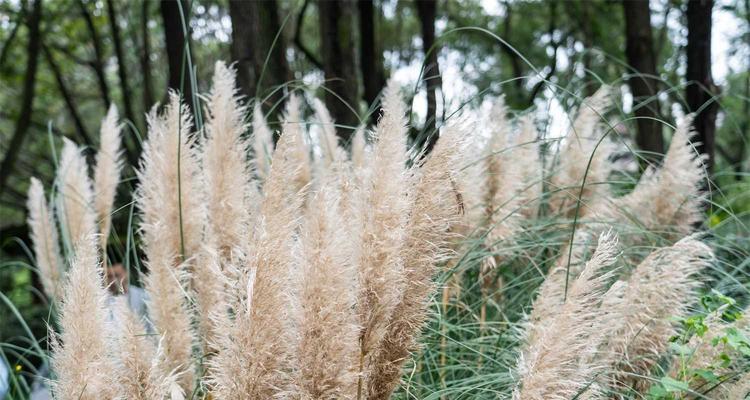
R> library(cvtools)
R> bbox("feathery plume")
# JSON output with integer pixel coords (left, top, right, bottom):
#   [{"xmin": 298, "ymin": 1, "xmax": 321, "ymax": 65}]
[
  {"xmin": 514, "ymin": 114, "xmax": 542, "ymax": 219},
  {"xmin": 93, "ymin": 105, "xmax": 123, "ymax": 252},
  {"xmin": 208, "ymin": 117, "xmax": 305, "ymax": 398},
  {"xmin": 137, "ymin": 92, "xmax": 205, "ymax": 262},
  {"xmin": 282, "ymin": 94, "xmax": 312, "ymax": 194},
  {"xmin": 137, "ymin": 94, "xmax": 203, "ymax": 392},
  {"xmin": 366, "ymin": 124, "xmax": 465, "ymax": 399},
  {"xmin": 351, "ymin": 126, "xmax": 367, "ymax": 169},
  {"xmin": 50, "ymin": 235, "xmax": 120, "ymax": 400},
  {"xmin": 112, "ymin": 297, "xmax": 181, "ymax": 400},
  {"xmin": 608, "ymin": 116, "xmax": 706, "ymax": 239},
  {"xmin": 293, "ymin": 185, "xmax": 360, "ymax": 399},
  {"xmin": 483, "ymin": 97, "xmax": 523, "ymax": 268},
  {"xmin": 56, "ymin": 138, "xmax": 97, "ymax": 251},
  {"xmin": 141, "ymin": 244, "xmax": 196, "ymax": 392},
  {"xmin": 606, "ymin": 237, "xmax": 713, "ymax": 391},
  {"xmin": 202, "ymin": 61, "xmax": 254, "ymax": 260},
  {"xmin": 356, "ymin": 81, "xmax": 410, "ymax": 395},
  {"xmin": 312, "ymin": 98, "xmax": 343, "ymax": 167},
  {"xmin": 548, "ymin": 87, "xmax": 614, "ymax": 217},
  {"xmin": 252, "ymin": 102, "xmax": 275, "ymax": 181},
  {"xmin": 27, "ymin": 178, "xmax": 64, "ymax": 301},
  {"xmin": 516, "ymin": 231, "xmax": 619, "ymax": 400},
  {"xmin": 192, "ymin": 245, "xmax": 229, "ymax": 357}
]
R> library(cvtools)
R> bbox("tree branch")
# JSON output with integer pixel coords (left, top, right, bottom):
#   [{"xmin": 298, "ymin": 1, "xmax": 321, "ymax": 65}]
[{"xmin": 294, "ymin": 0, "xmax": 323, "ymax": 69}]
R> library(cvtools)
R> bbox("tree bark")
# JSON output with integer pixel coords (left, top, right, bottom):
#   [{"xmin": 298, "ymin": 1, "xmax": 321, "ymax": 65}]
[
  {"xmin": 0, "ymin": 0, "xmax": 43, "ymax": 196},
  {"xmin": 43, "ymin": 44, "xmax": 93, "ymax": 147},
  {"xmin": 623, "ymin": 0, "xmax": 665, "ymax": 165},
  {"xmin": 106, "ymin": 0, "xmax": 136, "ymax": 126},
  {"xmin": 686, "ymin": 0, "xmax": 718, "ymax": 173},
  {"xmin": 141, "ymin": 0, "xmax": 155, "ymax": 112},
  {"xmin": 229, "ymin": 0, "xmax": 291, "ymax": 121},
  {"xmin": 416, "ymin": 0, "xmax": 442, "ymax": 153},
  {"xmin": 358, "ymin": 0, "xmax": 386, "ymax": 117},
  {"xmin": 161, "ymin": 0, "xmax": 194, "ymax": 111},
  {"xmin": 319, "ymin": 0, "xmax": 361, "ymax": 144},
  {"xmin": 79, "ymin": 0, "xmax": 112, "ymax": 108}
]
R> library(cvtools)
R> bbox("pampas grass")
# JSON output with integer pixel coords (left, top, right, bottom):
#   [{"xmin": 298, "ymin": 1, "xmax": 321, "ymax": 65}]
[
  {"xmin": 56, "ymin": 138, "xmax": 97, "ymax": 251},
  {"xmin": 27, "ymin": 177, "xmax": 64, "ymax": 301},
  {"xmin": 93, "ymin": 105, "xmax": 123, "ymax": 253},
  {"xmin": 29, "ymin": 63, "xmax": 748, "ymax": 400},
  {"xmin": 50, "ymin": 235, "xmax": 120, "ymax": 400}
]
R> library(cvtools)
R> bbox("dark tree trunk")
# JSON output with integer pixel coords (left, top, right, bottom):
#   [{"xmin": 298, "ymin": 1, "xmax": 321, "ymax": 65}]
[
  {"xmin": 623, "ymin": 0, "xmax": 665, "ymax": 165},
  {"xmin": 79, "ymin": 0, "xmax": 111, "ymax": 108},
  {"xmin": 229, "ymin": 0, "xmax": 291, "ymax": 122},
  {"xmin": 141, "ymin": 0, "xmax": 154, "ymax": 112},
  {"xmin": 416, "ymin": 0, "xmax": 442, "ymax": 153},
  {"xmin": 358, "ymin": 0, "xmax": 386, "ymax": 118},
  {"xmin": 161, "ymin": 0, "xmax": 194, "ymax": 111},
  {"xmin": 686, "ymin": 0, "xmax": 718, "ymax": 173},
  {"xmin": 0, "ymin": 0, "xmax": 43, "ymax": 196},
  {"xmin": 106, "ymin": 0, "xmax": 136, "ymax": 125},
  {"xmin": 43, "ymin": 45, "xmax": 93, "ymax": 147},
  {"xmin": 318, "ymin": 0, "xmax": 361, "ymax": 144}
]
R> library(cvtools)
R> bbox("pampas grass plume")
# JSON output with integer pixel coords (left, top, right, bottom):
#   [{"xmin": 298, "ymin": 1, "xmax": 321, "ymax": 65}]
[
  {"xmin": 57, "ymin": 138, "xmax": 97, "ymax": 251},
  {"xmin": 93, "ymin": 105, "xmax": 123, "ymax": 252},
  {"xmin": 27, "ymin": 177, "xmax": 64, "ymax": 301}
]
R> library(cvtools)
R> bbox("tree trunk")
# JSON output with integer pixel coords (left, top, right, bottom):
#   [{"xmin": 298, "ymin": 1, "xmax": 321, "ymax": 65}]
[
  {"xmin": 686, "ymin": 0, "xmax": 718, "ymax": 173},
  {"xmin": 358, "ymin": 0, "xmax": 386, "ymax": 118},
  {"xmin": 319, "ymin": 0, "xmax": 361, "ymax": 144},
  {"xmin": 43, "ymin": 44, "xmax": 93, "ymax": 147},
  {"xmin": 141, "ymin": 0, "xmax": 154, "ymax": 112},
  {"xmin": 79, "ymin": 0, "xmax": 111, "ymax": 108},
  {"xmin": 623, "ymin": 0, "xmax": 665, "ymax": 165},
  {"xmin": 229, "ymin": 0, "xmax": 291, "ymax": 123},
  {"xmin": 416, "ymin": 0, "xmax": 442, "ymax": 153},
  {"xmin": 0, "ymin": 0, "xmax": 43, "ymax": 196},
  {"xmin": 106, "ymin": 0, "xmax": 136, "ymax": 126},
  {"xmin": 161, "ymin": 0, "xmax": 194, "ymax": 111}
]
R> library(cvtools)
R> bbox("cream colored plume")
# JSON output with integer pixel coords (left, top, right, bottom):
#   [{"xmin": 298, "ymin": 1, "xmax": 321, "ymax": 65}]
[
  {"xmin": 548, "ymin": 87, "xmax": 614, "ymax": 218},
  {"xmin": 136, "ymin": 93, "xmax": 205, "ymax": 263},
  {"xmin": 112, "ymin": 297, "xmax": 181, "ymax": 400},
  {"xmin": 202, "ymin": 61, "xmax": 253, "ymax": 261},
  {"xmin": 516, "ymin": 231, "xmax": 619, "ymax": 400},
  {"xmin": 208, "ymin": 115, "xmax": 306, "ymax": 398},
  {"xmin": 605, "ymin": 236, "xmax": 712, "ymax": 391},
  {"xmin": 141, "ymin": 244, "xmax": 196, "ymax": 392},
  {"xmin": 366, "ymin": 124, "xmax": 465, "ymax": 399},
  {"xmin": 293, "ymin": 184, "xmax": 359, "ymax": 399},
  {"xmin": 27, "ymin": 177, "xmax": 64, "ymax": 301},
  {"xmin": 312, "ymin": 98, "xmax": 343, "ymax": 167},
  {"xmin": 252, "ymin": 102, "xmax": 275, "ymax": 181},
  {"xmin": 356, "ymin": 81, "xmax": 410, "ymax": 390},
  {"xmin": 50, "ymin": 235, "xmax": 120, "ymax": 400},
  {"xmin": 56, "ymin": 138, "xmax": 97, "ymax": 252},
  {"xmin": 351, "ymin": 126, "xmax": 368, "ymax": 169},
  {"xmin": 281, "ymin": 94, "xmax": 312, "ymax": 195},
  {"xmin": 482, "ymin": 97, "xmax": 524, "ymax": 267},
  {"xmin": 607, "ymin": 116, "xmax": 706, "ymax": 240},
  {"xmin": 136, "ymin": 93, "xmax": 203, "ymax": 392},
  {"xmin": 514, "ymin": 114, "xmax": 542, "ymax": 219},
  {"xmin": 93, "ymin": 105, "xmax": 123, "ymax": 252}
]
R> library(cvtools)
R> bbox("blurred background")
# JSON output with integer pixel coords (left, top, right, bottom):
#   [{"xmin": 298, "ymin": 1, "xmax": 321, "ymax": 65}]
[{"xmin": 0, "ymin": 0, "xmax": 748, "ymax": 392}]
